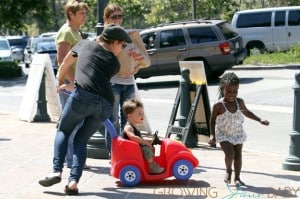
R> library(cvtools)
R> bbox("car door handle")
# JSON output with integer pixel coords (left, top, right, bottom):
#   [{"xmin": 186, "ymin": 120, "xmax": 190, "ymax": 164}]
[
  {"xmin": 178, "ymin": 48, "xmax": 187, "ymax": 51},
  {"xmin": 288, "ymin": 32, "xmax": 291, "ymax": 37}
]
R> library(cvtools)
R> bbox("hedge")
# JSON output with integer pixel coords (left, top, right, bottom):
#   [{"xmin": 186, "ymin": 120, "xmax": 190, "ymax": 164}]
[{"xmin": 0, "ymin": 61, "xmax": 22, "ymax": 78}]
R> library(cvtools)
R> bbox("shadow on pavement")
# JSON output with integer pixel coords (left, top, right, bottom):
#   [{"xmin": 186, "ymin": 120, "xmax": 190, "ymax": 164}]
[
  {"xmin": 0, "ymin": 75, "xmax": 27, "ymax": 87},
  {"xmin": 137, "ymin": 80, "xmax": 179, "ymax": 90}
]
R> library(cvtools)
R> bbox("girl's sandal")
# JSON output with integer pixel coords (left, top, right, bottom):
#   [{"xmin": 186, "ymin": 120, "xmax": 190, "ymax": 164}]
[
  {"xmin": 235, "ymin": 179, "xmax": 246, "ymax": 187},
  {"xmin": 64, "ymin": 185, "xmax": 79, "ymax": 195}
]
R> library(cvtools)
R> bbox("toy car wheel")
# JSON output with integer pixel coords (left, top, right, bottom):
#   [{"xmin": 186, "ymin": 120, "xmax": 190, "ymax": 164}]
[
  {"xmin": 119, "ymin": 165, "xmax": 141, "ymax": 187},
  {"xmin": 172, "ymin": 159, "xmax": 193, "ymax": 180}
]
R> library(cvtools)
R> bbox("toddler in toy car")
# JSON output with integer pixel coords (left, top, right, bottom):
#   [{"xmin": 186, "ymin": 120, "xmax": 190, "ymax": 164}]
[{"xmin": 122, "ymin": 98, "xmax": 165, "ymax": 174}]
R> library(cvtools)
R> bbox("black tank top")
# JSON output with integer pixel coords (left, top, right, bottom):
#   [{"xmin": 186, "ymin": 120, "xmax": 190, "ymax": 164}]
[{"xmin": 123, "ymin": 123, "xmax": 142, "ymax": 140}]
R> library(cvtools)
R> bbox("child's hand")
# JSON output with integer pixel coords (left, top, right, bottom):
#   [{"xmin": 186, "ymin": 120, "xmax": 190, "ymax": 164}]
[{"xmin": 261, "ymin": 120, "xmax": 270, "ymax": 126}]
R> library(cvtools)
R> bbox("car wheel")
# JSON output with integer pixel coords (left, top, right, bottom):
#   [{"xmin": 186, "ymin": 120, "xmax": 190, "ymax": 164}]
[
  {"xmin": 246, "ymin": 42, "xmax": 266, "ymax": 56},
  {"xmin": 119, "ymin": 165, "xmax": 141, "ymax": 187},
  {"xmin": 172, "ymin": 159, "xmax": 193, "ymax": 180}
]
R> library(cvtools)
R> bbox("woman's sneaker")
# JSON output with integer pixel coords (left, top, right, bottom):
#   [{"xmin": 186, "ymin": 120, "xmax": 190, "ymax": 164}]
[{"xmin": 149, "ymin": 161, "xmax": 164, "ymax": 174}]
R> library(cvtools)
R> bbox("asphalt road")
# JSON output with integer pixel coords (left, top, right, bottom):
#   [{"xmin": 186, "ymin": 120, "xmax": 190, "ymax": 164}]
[
  {"xmin": 135, "ymin": 67, "xmax": 296, "ymax": 156},
  {"xmin": 0, "ymin": 64, "xmax": 297, "ymax": 156}
]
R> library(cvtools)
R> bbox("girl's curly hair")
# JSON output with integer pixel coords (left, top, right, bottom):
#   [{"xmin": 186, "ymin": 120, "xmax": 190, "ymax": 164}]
[{"xmin": 218, "ymin": 72, "xmax": 239, "ymax": 99}]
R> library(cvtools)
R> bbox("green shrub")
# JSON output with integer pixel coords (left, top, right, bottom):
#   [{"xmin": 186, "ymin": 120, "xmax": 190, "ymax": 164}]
[
  {"xmin": 0, "ymin": 61, "xmax": 22, "ymax": 78},
  {"xmin": 244, "ymin": 43, "xmax": 300, "ymax": 65}
]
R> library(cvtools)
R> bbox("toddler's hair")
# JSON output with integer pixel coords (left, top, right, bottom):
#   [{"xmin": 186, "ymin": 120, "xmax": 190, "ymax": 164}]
[
  {"xmin": 218, "ymin": 72, "xmax": 239, "ymax": 99},
  {"xmin": 122, "ymin": 99, "xmax": 143, "ymax": 118}
]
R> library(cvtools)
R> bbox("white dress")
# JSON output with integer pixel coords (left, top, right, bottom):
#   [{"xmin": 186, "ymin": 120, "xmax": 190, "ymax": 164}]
[{"xmin": 215, "ymin": 99, "xmax": 247, "ymax": 145}]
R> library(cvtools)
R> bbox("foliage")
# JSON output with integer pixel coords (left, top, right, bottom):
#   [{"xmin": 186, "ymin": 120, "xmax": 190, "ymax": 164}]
[
  {"xmin": 2, "ymin": 0, "xmax": 300, "ymax": 35},
  {"xmin": 0, "ymin": 61, "xmax": 22, "ymax": 78},
  {"xmin": 81, "ymin": 0, "xmax": 98, "ymax": 32},
  {"xmin": 0, "ymin": 0, "xmax": 52, "ymax": 35},
  {"xmin": 110, "ymin": 0, "xmax": 151, "ymax": 29}
]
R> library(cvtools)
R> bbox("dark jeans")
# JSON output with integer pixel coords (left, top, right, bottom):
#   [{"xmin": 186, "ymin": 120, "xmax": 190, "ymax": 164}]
[
  {"xmin": 105, "ymin": 83, "xmax": 135, "ymax": 154},
  {"xmin": 53, "ymin": 86, "xmax": 112, "ymax": 183}
]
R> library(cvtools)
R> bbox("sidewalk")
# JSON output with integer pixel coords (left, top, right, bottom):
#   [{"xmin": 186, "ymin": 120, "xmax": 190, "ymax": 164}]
[{"xmin": 0, "ymin": 113, "xmax": 300, "ymax": 199}]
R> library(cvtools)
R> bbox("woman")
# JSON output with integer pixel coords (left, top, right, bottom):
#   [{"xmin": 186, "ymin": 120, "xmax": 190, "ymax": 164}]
[
  {"xmin": 55, "ymin": 0, "xmax": 89, "ymax": 169},
  {"xmin": 38, "ymin": 25, "xmax": 132, "ymax": 195},
  {"xmin": 103, "ymin": 4, "xmax": 144, "ymax": 154}
]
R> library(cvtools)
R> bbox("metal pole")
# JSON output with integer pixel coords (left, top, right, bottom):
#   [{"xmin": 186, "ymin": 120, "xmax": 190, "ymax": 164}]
[
  {"xmin": 192, "ymin": 0, "xmax": 196, "ymax": 19},
  {"xmin": 283, "ymin": 72, "xmax": 300, "ymax": 171},
  {"xmin": 179, "ymin": 68, "xmax": 191, "ymax": 127},
  {"xmin": 33, "ymin": 69, "xmax": 50, "ymax": 122},
  {"xmin": 95, "ymin": 0, "xmax": 108, "ymax": 35}
]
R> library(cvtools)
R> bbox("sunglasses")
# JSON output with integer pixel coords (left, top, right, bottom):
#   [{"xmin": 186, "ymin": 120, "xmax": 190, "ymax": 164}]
[
  {"xmin": 122, "ymin": 43, "xmax": 127, "ymax": 49},
  {"xmin": 109, "ymin": 14, "xmax": 123, "ymax": 20}
]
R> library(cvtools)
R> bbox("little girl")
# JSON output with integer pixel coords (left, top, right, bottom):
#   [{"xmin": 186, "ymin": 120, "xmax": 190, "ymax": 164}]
[{"xmin": 209, "ymin": 72, "xmax": 269, "ymax": 186}]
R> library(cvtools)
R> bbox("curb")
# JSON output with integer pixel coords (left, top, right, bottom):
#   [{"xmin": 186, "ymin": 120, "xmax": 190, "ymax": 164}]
[{"xmin": 232, "ymin": 64, "xmax": 300, "ymax": 70}]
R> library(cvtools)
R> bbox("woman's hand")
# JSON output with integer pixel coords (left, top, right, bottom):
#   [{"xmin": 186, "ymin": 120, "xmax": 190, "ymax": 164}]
[{"xmin": 57, "ymin": 83, "xmax": 74, "ymax": 93}]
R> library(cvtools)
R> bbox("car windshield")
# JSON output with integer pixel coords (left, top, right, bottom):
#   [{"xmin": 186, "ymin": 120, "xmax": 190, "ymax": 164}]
[
  {"xmin": 36, "ymin": 42, "xmax": 56, "ymax": 53},
  {"xmin": 31, "ymin": 37, "xmax": 55, "ymax": 53},
  {"xmin": 218, "ymin": 22, "xmax": 239, "ymax": 40},
  {"xmin": 7, "ymin": 38, "xmax": 28, "ymax": 48},
  {"xmin": 0, "ymin": 40, "xmax": 10, "ymax": 50}
]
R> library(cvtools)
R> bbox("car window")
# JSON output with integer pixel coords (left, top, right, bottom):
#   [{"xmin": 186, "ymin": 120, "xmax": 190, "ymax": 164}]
[
  {"xmin": 159, "ymin": 29, "xmax": 186, "ymax": 48},
  {"xmin": 188, "ymin": 27, "xmax": 218, "ymax": 44},
  {"xmin": 141, "ymin": 32, "xmax": 156, "ymax": 50},
  {"xmin": 288, "ymin": 10, "xmax": 300, "ymax": 26},
  {"xmin": 217, "ymin": 22, "xmax": 239, "ymax": 40},
  {"xmin": 31, "ymin": 37, "xmax": 55, "ymax": 53},
  {"xmin": 236, "ymin": 12, "xmax": 272, "ymax": 28},
  {"xmin": 0, "ymin": 40, "xmax": 10, "ymax": 50},
  {"xmin": 36, "ymin": 42, "xmax": 56, "ymax": 53},
  {"xmin": 7, "ymin": 38, "xmax": 28, "ymax": 48},
  {"xmin": 275, "ymin": 11, "xmax": 286, "ymax": 26}
]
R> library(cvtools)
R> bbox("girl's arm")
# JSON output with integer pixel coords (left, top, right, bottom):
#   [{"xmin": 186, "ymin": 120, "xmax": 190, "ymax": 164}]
[
  {"xmin": 209, "ymin": 103, "xmax": 220, "ymax": 144},
  {"xmin": 239, "ymin": 98, "xmax": 269, "ymax": 125}
]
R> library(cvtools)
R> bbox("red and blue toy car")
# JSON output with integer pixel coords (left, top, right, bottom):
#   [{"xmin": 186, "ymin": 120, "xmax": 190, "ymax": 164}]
[{"xmin": 104, "ymin": 120, "xmax": 199, "ymax": 187}]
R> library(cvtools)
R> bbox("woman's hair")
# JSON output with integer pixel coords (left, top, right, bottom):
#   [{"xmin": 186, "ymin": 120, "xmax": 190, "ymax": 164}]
[
  {"xmin": 64, "ymin": 0, "xmax": 89, "ymax": 21},
  {"xmin": 122, "ymin": 99, "xmax": 143, "ymax": 118},
  {"xmin": 103, "ymin": 3, "xmax": 123, "ymax": 25},
  {"xmin": 218, "ymin": 72, "xmax": 240, "ymax": 99}
]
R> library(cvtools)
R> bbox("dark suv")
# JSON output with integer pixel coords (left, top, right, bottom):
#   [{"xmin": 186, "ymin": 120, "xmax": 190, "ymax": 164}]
[{"xmin": 136, "ymin": 19, "xmax": 246, "ymax": 79}]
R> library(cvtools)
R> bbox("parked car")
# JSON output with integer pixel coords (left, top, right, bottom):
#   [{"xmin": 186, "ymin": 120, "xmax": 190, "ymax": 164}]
[
  {"xmin": 83, "ymin": 32, "xmax": 97, "ymax": 40},
  {"xmin": 40, "ymin": 32, "xmax": 57, "ymax": 37},
  {"xmin": 136, "ymin": 19, "xmax": 246, "ymax": 79},
  {"xmin": 24, "ymin": 36, "xmax": 55, "ymax": 68},
  {"xmin": 35, "ymin": 41, "xmax": 57, "ymax": 74},
  {"xmin": 231, "ymin": 6, "xmax": 300, "ymax": 55},
  {"xmin": 5, "ymin": 36, "xmax": 28, "ymax": 62},
  {"xmin": 0, "ymin": 37, "xmax": 12, "ymax": 61}
]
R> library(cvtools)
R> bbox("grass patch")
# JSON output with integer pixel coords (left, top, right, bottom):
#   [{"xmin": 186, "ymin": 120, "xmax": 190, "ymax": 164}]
[{"xmin": 244, "ymin": 44, "xmax": 300, "ymax": 65}]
